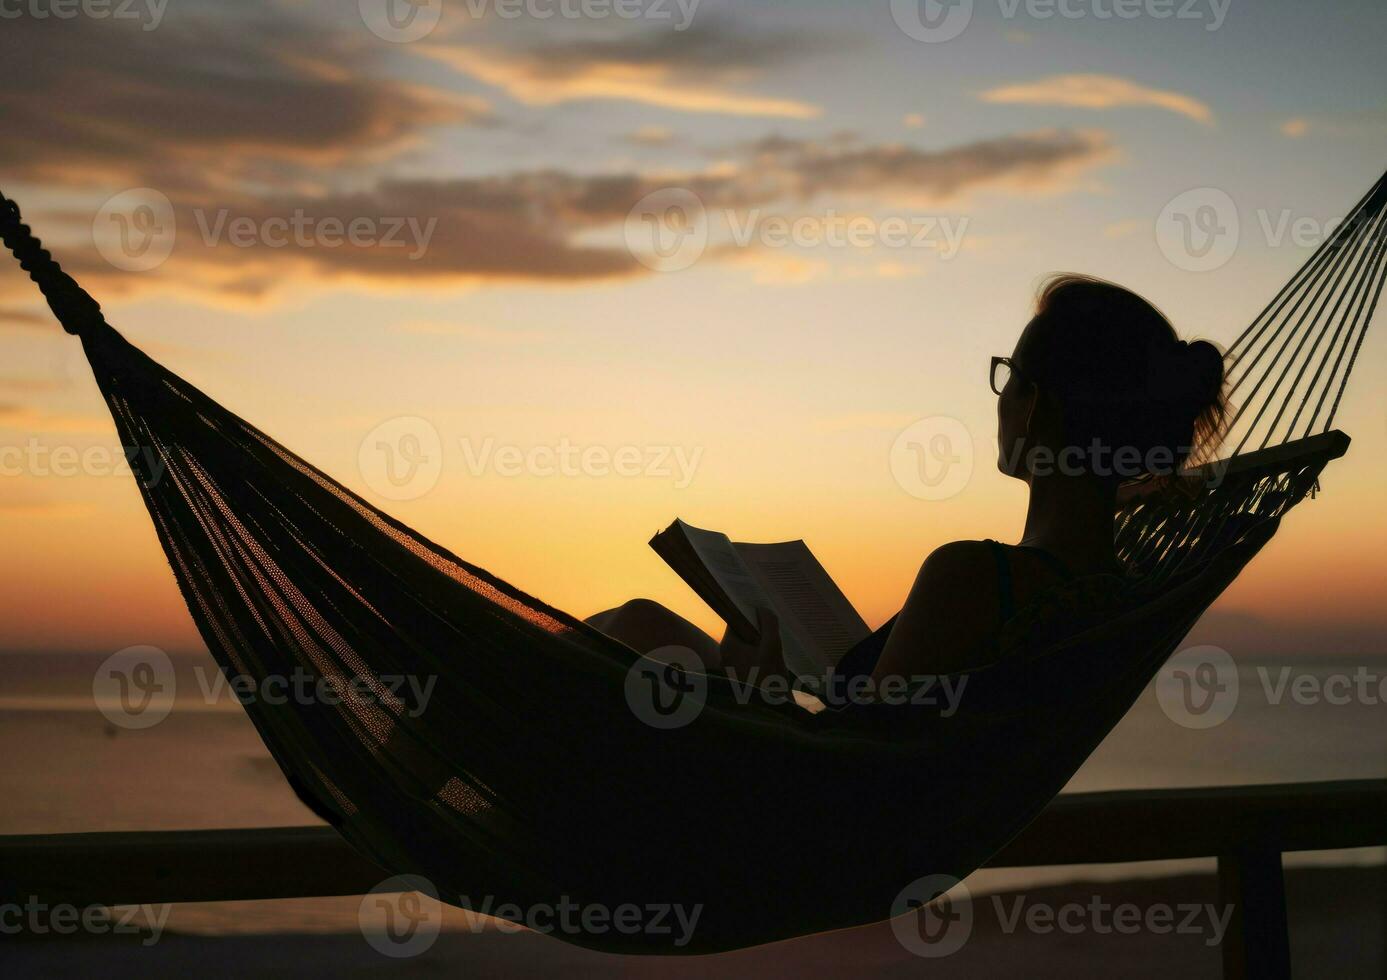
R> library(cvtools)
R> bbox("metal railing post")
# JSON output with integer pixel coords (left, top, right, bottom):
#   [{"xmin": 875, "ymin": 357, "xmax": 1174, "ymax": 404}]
[{"xmin": 1217, "ymin": 849, "xmax": 1292, "ymax": 980}]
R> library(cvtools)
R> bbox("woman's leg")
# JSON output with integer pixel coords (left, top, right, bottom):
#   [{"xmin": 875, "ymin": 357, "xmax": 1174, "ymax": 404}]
[{"xmin": 585, "ymin": 598, "xmax": 720, "ymax": 667}]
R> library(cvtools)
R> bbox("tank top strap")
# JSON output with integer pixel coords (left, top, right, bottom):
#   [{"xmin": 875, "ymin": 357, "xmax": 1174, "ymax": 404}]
[
  {"xmin": 985, "ymin": 539, "xmax": 1017, "ymax": 624},
  {"xmin": 1015, "ymin": 544, "xmax": 1075, "ymax": 580}
]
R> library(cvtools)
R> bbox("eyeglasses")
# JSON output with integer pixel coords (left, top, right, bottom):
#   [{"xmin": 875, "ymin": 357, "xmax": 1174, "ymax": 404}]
[{"xmin": 990, "ymin": 356, "xmax": 1023, "ymax": 396}]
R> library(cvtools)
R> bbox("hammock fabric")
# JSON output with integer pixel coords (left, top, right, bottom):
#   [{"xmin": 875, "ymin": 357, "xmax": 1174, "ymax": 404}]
[{"xmin": 0, "ymin": 169, "xmax": 1383, "ymax": 953}]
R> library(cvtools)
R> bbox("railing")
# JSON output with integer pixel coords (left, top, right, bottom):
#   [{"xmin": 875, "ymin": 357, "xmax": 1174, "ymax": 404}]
[{"xmin": 2, "ymin": 779, "xmax": 1384, "ymax": 978}]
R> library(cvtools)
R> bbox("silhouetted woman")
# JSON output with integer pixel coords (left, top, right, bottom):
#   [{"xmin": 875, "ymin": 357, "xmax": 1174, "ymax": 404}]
[{"xmin": 587, "ymin": 275, "xmax": 1228, "ymax": 689}]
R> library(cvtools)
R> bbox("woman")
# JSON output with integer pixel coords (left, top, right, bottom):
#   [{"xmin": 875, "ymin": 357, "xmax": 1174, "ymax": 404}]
[{"xmin": 587, "ymin": 275, "xmax": 1228, "ymax": 689}]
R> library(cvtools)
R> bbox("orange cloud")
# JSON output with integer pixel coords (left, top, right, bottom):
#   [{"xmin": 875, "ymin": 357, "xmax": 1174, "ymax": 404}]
[
  {"xmin": 0, "ymin": 308, "xmax": 51, "ymax": 332},
  {"xmin": 0, "ymin": 404, "xmax": 112, "ymax": 434},
  {"xmin": 981, "ymin": 74, "xmax": 1215, "ymax": 126},
  {"xmin": 625, "ymin": 126, "xmax": 678, "ymax": 147},
  {"xmin": 422, "ymin": 46, "xmax": 819, "ymax": 119},
  {"xmin": 417, "ymin": 19, "xmax": 830, "ymax": 119},
  {"xmin": 1280, "ymin": 118, "xmax": 1311, "ymax": 139}
]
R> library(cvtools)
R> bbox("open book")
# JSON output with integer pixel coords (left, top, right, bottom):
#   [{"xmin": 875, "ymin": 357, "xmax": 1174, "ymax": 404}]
[{"xmin": 649, "ymin": 519, "xmax": 871, "ymax": 680}]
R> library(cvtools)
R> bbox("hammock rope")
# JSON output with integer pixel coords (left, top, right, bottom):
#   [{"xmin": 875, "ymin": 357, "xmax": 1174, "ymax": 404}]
[
  {"xmin": 1222, "ymin": 170, "xmax": 1387, "ymax": 452},
  {"xmin": 1114, "ymin": 169, "xmax": 1387, "ymax": 581},
  {"xmin": 0, "ymin": 169, "xmax": 1382, "ymax": 953},
  {"xmin": 0, "ymin": 197, "xmax": 106, "ymax": 337}
]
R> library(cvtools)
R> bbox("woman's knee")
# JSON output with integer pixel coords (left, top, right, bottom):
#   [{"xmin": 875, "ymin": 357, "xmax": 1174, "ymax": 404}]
[
  {"xmin": 589, "ymin": 598, "xmax": 718, "ymax": 662},
  {"xmin": 615, "ymin": 597, "xmax": 671, "ymax": 621},
  {"xmin": 585, "ymin": 597, "xmax": 666, "ymax": 627},
  {"xmin": 606, "ymin": 599, "xmax": 681, "ymax": 639}
]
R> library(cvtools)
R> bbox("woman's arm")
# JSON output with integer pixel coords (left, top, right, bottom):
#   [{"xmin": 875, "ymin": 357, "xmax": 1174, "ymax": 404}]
[
  {"xmin": 869, "ymin": 541, "xmax": 1001, "ymax": 684},
  {"xmin": 715, "ymin": 540, "xmax": 1001, "ymax": 691}
]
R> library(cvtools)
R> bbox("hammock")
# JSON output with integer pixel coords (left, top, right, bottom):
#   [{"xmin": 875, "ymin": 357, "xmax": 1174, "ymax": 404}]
[{"xmin": 1, "ymin": 169, "xmax": 1383, "ymax": 954}]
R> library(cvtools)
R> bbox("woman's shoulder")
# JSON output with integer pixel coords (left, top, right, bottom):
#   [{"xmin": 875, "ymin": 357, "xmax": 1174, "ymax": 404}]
[
  {"xmin": 869, "ymin": 539, "xmax": 1008, "ymax": 677},
  {"xmin": 921, "ymin": 538, "xmax": 999, "ymax": 569},
  {"xmin": 909, "ymin": 539, "xmax": 1004, "ymax": 606}
]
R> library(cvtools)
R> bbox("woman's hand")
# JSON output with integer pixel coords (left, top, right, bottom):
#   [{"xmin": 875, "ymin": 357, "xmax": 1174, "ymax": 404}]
[{"xmin": 717, "ymin": 607, "xmax": 788, "ymax": 681}]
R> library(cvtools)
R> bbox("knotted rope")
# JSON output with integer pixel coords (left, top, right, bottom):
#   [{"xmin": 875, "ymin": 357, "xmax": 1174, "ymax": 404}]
[{"xmin": 0, "ymin": 192, "xmax": 107, "ymax": 337}]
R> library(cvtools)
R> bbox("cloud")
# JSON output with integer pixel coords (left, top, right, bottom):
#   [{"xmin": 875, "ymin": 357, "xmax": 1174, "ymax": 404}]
[
  {"xmin": 0, "ymin": 307, "xmax": 52, "ymax": 331},
  {"xmin": 419, "ymin": 19, "xmax": 824, "ymax": 119},
  {"xmin": 0, "ymin": 3, "xmax": 1116, "ymax": 306},
  {"xmin": 0, "ymin": 6, "xmax": 489, "ymax": 191},
  {"xmin": 625, "ymin": 126, "xmax": 679, "ymax": 147},
  {"xmin": 980, "ymin": 74, "xmax": 1214, "ymax": 126},
  {"xmin": 732, "ymin": 252, "xmax": 832, "ymax": 285},
  {"xmin": 737, "ymin": 129, "xmax": 1116, "ymax": 203},
  {"xmin": 867, "ymin": 261, "xmax": 927, "ymax": 279},
  {"xmin": 173, "ymin": 178, "xmax": 646, "ymax": 293},
  {"xmin": 0, "ymin": 404, "xmax": 111, "ymax": 434},
  {"xmin": 0, "ymin": 494, "xmax": 88, "ymax": 517},
  {"xmin": 5, "ymin": 129, "xmax": 1114, "ymax": 305},
  {"xmin": 1275, "ymin": 110, "xmax": 1387, "ymax": 140},
  {"xmin": 1280, "ymin": 118, "xmax": 1311, "ymax": 138},
  {"xmin": 0, "ymin": 375, "xmax": 71, "ymax": 393},
  {"xmin": 1104, "ymin": 218, "xmax": 1147, "ymax": 239}
]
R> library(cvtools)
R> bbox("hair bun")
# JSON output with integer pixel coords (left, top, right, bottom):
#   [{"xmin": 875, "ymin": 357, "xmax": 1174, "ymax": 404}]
[{"xmin": 1181, "ymin": 340, "xmax": 1226, "ymax": 409}]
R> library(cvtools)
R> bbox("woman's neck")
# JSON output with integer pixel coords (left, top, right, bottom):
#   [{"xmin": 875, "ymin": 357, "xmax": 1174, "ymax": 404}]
[{"xmin": 1018, "ymin": 473, "xmax": 1120, "ymax": 573}]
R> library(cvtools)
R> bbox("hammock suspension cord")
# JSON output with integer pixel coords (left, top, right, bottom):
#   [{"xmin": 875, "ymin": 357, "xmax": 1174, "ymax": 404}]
[{"xmin": 0, "ymin": 196, "xmax": 107, "ymax": 337}]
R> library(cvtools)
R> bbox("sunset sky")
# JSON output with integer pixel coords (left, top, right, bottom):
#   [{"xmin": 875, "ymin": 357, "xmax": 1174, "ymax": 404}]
[{"xmin": 1, "ymin": 0, "xmax": 1384, "ymax": 656}]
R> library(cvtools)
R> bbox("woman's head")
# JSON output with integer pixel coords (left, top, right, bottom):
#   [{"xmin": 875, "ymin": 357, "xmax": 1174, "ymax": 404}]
[{"xmin": 996, "ymin": 274, "xmax": 1227, "ymax": 485}]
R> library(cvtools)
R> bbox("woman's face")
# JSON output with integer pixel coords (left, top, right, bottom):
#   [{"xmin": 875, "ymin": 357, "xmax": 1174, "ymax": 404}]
[{"xmin": 996, "ymin": 327, "xmax": 1040, "ymax": 480}]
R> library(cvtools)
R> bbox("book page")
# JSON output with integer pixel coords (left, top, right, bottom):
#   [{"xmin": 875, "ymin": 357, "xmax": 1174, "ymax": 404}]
[
  {"xmin": 650, "ymin": 520, "xmax": 868, "ymax": 683},
  {"xmin": 673, "ymin": 521, "xmax": 776, "ymax": 634},
  {"xmin": 734, "ymin": 540, "xmax": 870, "ymax": 675}
]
